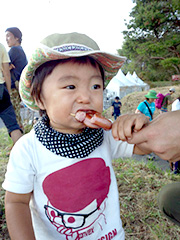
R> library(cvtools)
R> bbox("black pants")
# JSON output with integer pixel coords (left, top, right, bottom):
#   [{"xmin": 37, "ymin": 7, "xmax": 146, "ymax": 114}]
[
  {"xmin": 158, "ymin": 182, "xmax": 180, "ymax": 226},
  {"xmin": 114, "ymin": 113, "xmax": 120, "ymax": 120}
]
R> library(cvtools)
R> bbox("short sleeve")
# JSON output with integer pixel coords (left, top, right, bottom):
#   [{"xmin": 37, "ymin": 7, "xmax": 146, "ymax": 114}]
[
  {"xmin": 0, "ymin": 44, "xmax": 10, "ymax": 63},
  {"xmin": 104, "ymin": 130, "xmax": 134, "ymax": 159}
]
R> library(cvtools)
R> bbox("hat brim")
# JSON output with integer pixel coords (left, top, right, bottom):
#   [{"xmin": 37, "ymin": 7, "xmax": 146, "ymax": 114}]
[
  {"xmin": 144, "ymin": 94, "xmax": 158, "ymax": 99},
  {"xmin": 20, "ymin": 44, "xmax": 126, "ymax": 111}
]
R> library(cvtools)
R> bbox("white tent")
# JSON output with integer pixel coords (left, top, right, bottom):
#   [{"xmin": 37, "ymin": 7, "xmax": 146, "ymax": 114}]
[
  {"xmin": 104, "ymin": 70, "xmax": 149, "ymax": 109},
  {"xmin": 105, "ymin": 69, "xmax": 139, "ymax": 99},
  {"xmin": 132, "ymin": 72, "xmax": 150, "ymax": 90},
  {"xmin": 104, "ymin": 76, "xmax": 127, "ymax": 109},
  {"xmin": 116, "ymin": 69, "xmax": 137, "ymax": 88},
  {"xmin": 104, "ymin": 70, "xmax": 150, "ymax": 109},
  {"xmin": 106, "ymin": 76, "xmax": 126, "ymax": 97},
  {"xmin": 126, "ymin": 72, "xmax": 143, "ymax": 92}
]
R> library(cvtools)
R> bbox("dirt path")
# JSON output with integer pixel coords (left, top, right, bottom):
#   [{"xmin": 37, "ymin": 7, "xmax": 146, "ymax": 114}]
[{"xmin": 132, "ymin": 153, "xmax": 170, "ymax": 171}]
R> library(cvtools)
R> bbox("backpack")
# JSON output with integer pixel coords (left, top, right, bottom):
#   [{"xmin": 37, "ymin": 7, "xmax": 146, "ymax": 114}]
[{"xmin": 155, "ymin": 93, "xmax": 169, "ymax": 109}]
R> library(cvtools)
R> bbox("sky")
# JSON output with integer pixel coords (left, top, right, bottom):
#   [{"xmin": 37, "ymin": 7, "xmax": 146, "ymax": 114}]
[{"xmin": 0, "ymin": 0, "xmax": 135, "ymax": 58}]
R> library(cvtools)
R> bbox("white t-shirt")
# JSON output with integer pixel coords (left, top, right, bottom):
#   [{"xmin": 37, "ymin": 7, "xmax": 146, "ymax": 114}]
[
  {"xmin": 3, "ymin": 129, "xmax": 134, "ymax": 240},
  {"xmin": 171, "ymin": 99, "xmax": 180, "ymax": 111}
]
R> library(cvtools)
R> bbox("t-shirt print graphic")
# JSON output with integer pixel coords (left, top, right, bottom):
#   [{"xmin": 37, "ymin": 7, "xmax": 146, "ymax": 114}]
[{"xmin": 43, "ymin": 158, "xmax": 111, "ymax": 239}]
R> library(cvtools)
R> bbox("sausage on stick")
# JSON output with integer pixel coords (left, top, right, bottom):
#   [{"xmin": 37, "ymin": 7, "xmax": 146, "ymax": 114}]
[{"xmin": 71, "ymin": 111, "xmax": 112, "ymax": 130}]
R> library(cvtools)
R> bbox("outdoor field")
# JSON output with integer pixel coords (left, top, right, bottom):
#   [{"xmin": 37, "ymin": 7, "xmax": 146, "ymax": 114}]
[{"xmin": 1, "ymin": 85, "xmax": 180, "ymax": 239}]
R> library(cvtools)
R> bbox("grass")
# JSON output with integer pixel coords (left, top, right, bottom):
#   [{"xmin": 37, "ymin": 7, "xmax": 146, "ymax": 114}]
[
  {"xmin": 0, "ymin": 127, "xmax": 180, "ymax": 239},
  {"xmin": 0, "ymin": 128, "xmax": 12, "ymax": 240},
  {"xmin": 113, "ymin": 158, "xmax": 180, "ymax": 239}
]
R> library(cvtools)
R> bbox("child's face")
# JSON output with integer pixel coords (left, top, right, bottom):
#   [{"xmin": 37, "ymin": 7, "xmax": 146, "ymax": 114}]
[{"xmin": 37, "ymin": 61, "xmax": 104, "ymax": 134}]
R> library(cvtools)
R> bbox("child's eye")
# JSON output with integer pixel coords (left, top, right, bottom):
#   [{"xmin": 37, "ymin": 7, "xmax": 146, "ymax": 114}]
[
  {"xmin": 92, "ymin": 84, "xmax": 101, "ymax": 90},
  {"xmin": 66, "ymin": 85, "xmax": 75, "ymax": 89}
]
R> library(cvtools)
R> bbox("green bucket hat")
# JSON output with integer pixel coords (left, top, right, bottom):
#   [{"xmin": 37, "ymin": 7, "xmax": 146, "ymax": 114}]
[
  {"xmin": 19, "ymin": 32, "xmax": 126, "ymax": 111},
  {"xmin": 144, "ymin": 90, "xmax": 158, "ymax": 99}
]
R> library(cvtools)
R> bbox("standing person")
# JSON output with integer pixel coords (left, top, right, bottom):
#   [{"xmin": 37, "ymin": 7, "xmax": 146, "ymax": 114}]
[
  {"xmin": 111, "ymin": 96, "xmax": 122, "ymax": 120},
  {"xmin": 170, "ymin": 95, "xmax": 180, "ymax": 174},
  {"xmin": 5, "ymin": 27, "xmax": 28, "ymax": 128},
  {"xmin": 160, "ymin": 87, "xmax": 175, "ymax": 113},
  {"xmin": 0, "ymin": 42, "xmax": 22, "ymax": 144},
  {"xmin": 2, "ymin": 32, "xmax": 151, "ymax": 240},
  {"xmin": 135, "ymin": 90, "xmax": 158, "ymax": 121},
  {"xmin": 135, "ymin": 90, "xmax": 158, "ymax": 160}
]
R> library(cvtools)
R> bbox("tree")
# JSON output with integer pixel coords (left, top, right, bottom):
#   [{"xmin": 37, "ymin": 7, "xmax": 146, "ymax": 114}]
[{"xmin": 119, "ymin": 0, "xmax": 180, "ymax": 82}]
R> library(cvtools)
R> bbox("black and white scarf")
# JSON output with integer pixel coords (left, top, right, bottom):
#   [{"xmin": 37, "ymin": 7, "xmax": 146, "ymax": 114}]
[{"xmin": 34, "ymin": 116, "xmax": 104, "ymax": 159}]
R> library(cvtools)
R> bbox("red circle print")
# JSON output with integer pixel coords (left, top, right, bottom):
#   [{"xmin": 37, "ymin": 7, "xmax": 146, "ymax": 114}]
[{"xmin": 68, "ymin": 216, "xmax": 75, "ymax": 223}]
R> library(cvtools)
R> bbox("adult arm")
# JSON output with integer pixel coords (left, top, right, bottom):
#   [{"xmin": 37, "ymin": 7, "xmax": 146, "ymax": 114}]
[
  {"xmin": 5, "ymin": 191, "xmax": 36, "ymax": 240},
  {"xmin": 2, "ymin": 62, "xmax": 11, "ymax": 94},
  {"xmin": 9, "ymin": 63, "xmax": 15, "ymax": 70},
  {"xmin": 127, "ymin": 111, "xmax": 180, "ymax": 162}
]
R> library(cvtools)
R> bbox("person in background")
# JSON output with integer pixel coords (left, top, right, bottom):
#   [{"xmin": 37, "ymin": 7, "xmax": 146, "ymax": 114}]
[
  {"xmin": 0, "ymin": 42, "xmax": 22, "ymax": 145},
  {"xmin": 111, "ymin": 96, "xmax": 122, "ymax": 120},
  {"xmin": 172, "ymin": 95, "xmax": 180, "ymax": 111},
  {"xmin": 127, "ymin": 110, "xmax": 180, "ymax": 227},
  {"xmin": 170, "ymin": 95, "xmax": 180, "ymax": 174},
  {"xmin": 5, "ymin": 27, "xmax": 28, "ymax": 129},
  {"xmin": 135, "ymin": 90, "xmax": 158, "ymax": 121},
  {"xmin": 135, "ymin": 89, "xmax": 158, "ymax": 160},
  {"xmin": 160, "ymin": 87, "xmax": 175, "ymax": 113}
]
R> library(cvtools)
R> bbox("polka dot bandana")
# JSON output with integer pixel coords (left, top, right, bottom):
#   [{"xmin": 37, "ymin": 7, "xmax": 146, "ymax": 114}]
[{"xmin": 34, "ymin": 116, "xmax": 104, "ymax": 159}]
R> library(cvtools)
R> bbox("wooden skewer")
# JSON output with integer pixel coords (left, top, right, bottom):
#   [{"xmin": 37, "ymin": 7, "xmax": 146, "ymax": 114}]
[{"xmin": 70, "ymin": 113, "xmax": 75, "ymax": 117}]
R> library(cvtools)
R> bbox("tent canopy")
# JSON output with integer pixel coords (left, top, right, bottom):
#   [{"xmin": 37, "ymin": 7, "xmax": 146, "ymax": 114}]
[
  {"xmin": 106, "ymin": 69, "xmax": 139, "ymax": 99},
  {"xmin": 104, "ymin": 70, "xmax": 149, "ymax": 109}
]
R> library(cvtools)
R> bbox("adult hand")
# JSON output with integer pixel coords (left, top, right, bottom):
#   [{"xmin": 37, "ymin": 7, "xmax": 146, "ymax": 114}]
[
  {"xmin": 9, "ymin": 63, "xmax": 15, "ymax": 70},
  {"xmin": 128, "ymin": 111, "xmax": 180, "ymax": 162}
]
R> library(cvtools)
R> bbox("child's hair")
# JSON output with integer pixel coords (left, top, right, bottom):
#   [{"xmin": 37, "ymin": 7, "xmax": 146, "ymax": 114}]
[{"xmin": 30, "ymin": 56, "xmax": 105, "ymax": 116}]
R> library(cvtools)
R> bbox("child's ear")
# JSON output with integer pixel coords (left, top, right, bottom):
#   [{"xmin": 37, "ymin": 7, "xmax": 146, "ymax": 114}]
[{"xmin": 35, "ymin": 99, "xmax": 46, "ymax": 110}]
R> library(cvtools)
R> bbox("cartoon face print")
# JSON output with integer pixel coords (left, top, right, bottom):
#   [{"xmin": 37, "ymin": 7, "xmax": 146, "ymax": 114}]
[
  {"xmin": 44, "ymin": 200, "xmax": 99, "ymax": 229},
  {"xmin": 43, "ymin": 158, "xmax": 111, "ymax": 238}
]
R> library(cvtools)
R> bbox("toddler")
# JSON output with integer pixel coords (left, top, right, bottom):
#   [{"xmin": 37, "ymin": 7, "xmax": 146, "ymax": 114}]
[{"xmin": 3, "ymin": 32, "xmax": 150, "ymax": 240}]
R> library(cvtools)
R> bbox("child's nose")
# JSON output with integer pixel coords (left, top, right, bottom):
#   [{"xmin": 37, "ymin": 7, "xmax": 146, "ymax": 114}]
[{"xmin": 76, "ymin": 90, "xmax": 90, "ymax": 104}]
